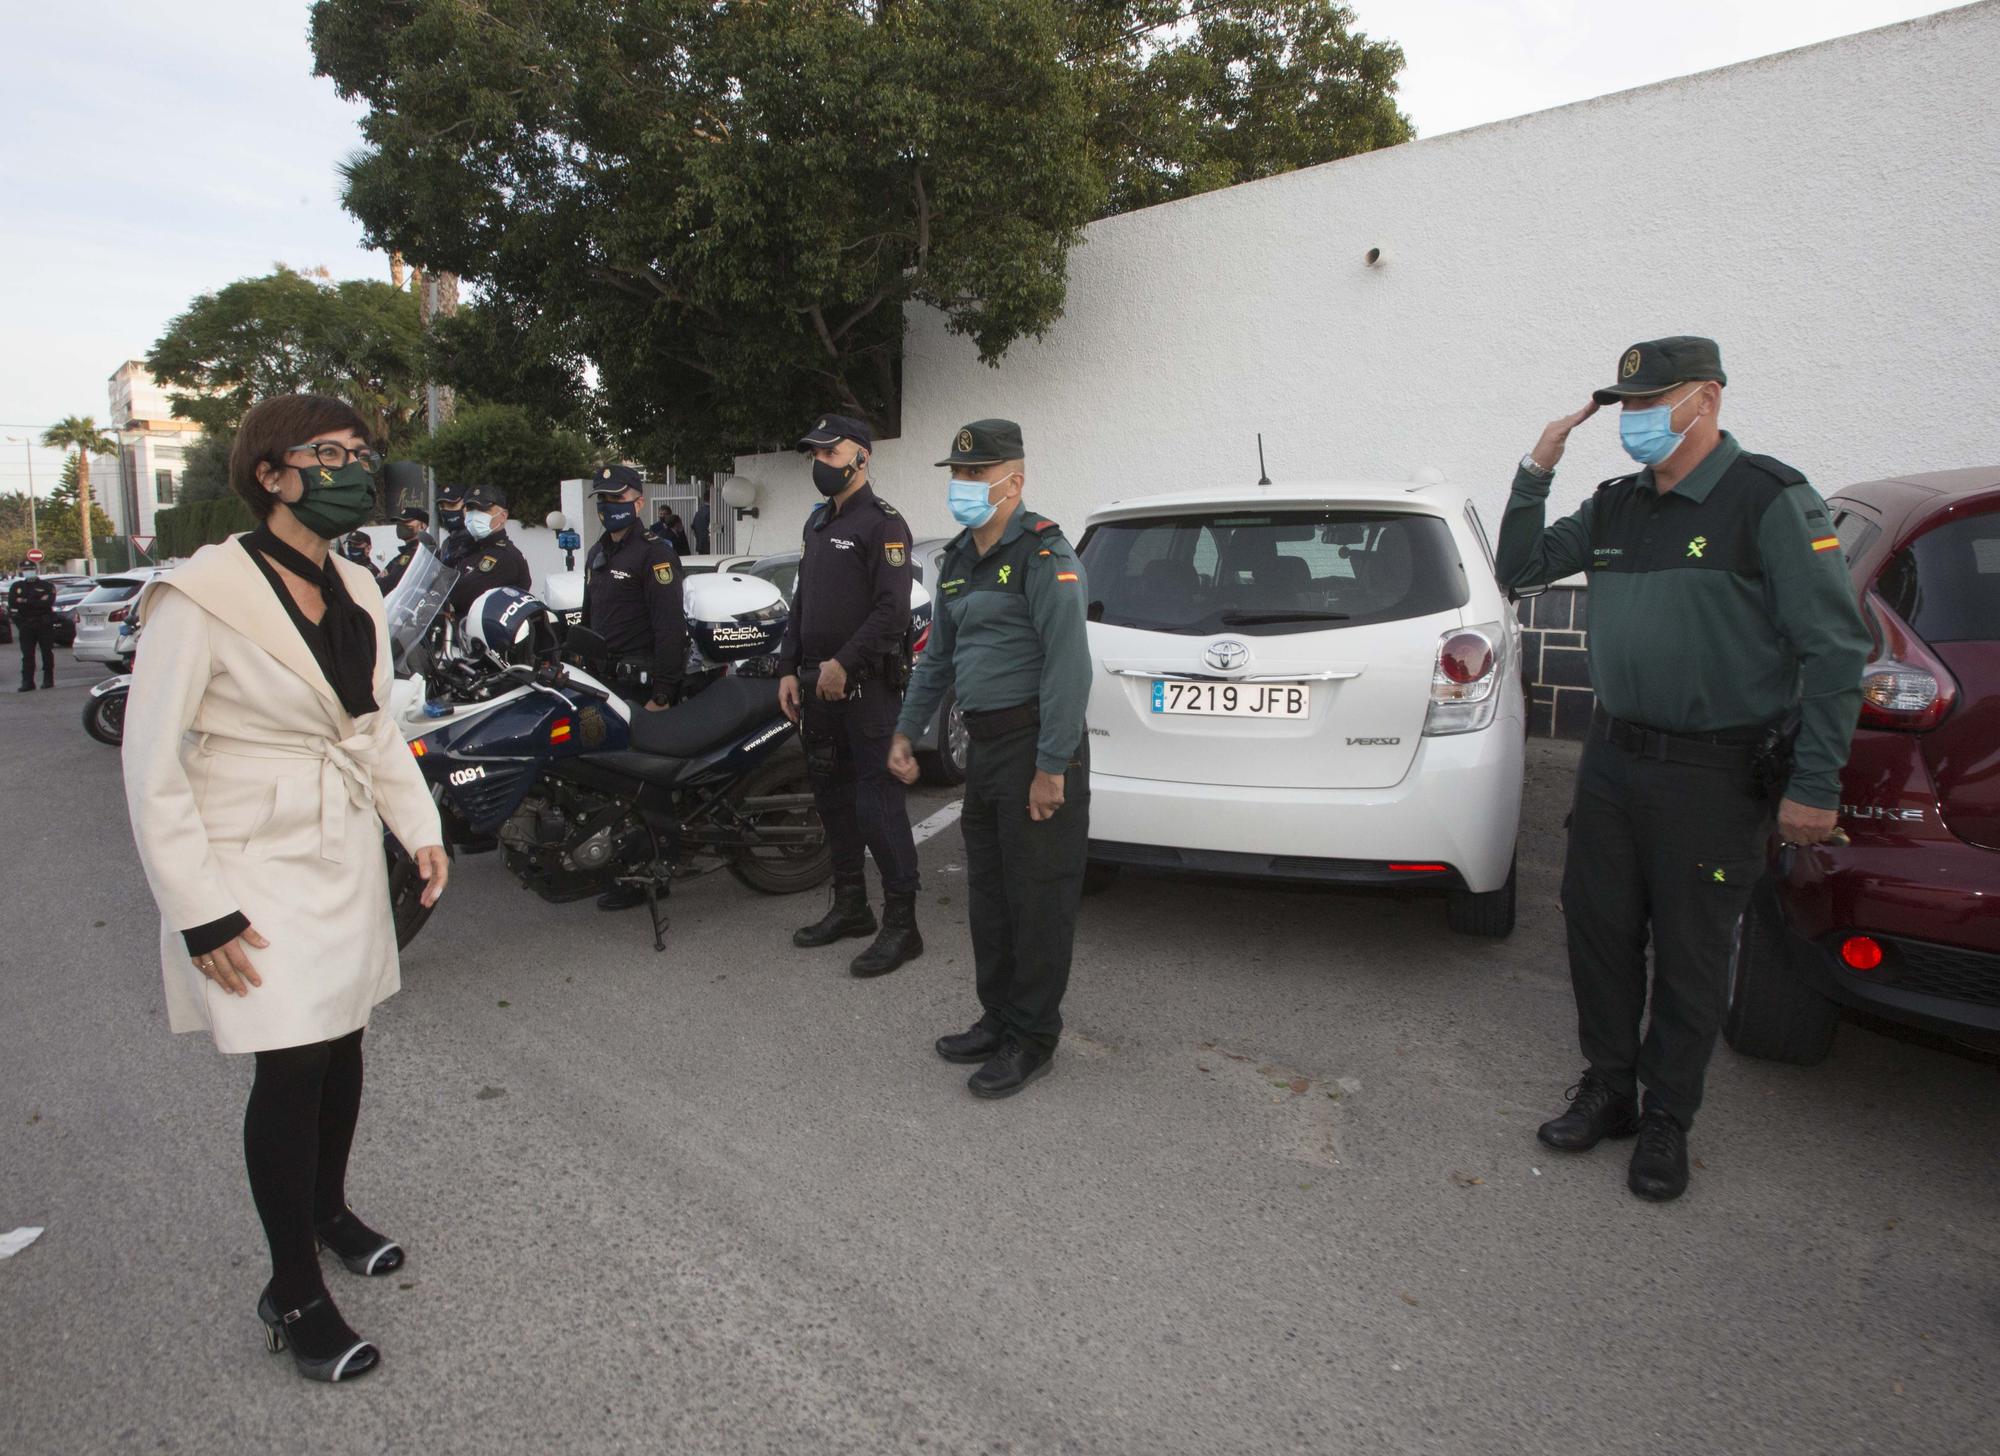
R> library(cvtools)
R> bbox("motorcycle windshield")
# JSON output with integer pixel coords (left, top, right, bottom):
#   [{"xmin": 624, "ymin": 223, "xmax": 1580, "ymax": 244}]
[{"xmin": 382, "ymin": 545, "xmax": 460, "ymax": 677}]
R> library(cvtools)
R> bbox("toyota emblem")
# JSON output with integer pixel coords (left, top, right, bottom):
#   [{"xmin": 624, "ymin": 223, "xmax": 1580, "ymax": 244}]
[{"xmin": 1203, "ymin": 639, "xmax": 1249, "ymax": 671}]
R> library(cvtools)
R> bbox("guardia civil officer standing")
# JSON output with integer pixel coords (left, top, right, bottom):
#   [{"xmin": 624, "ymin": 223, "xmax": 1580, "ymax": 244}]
[
  {"xmin": 433, "ymin": 483, "xmax": 476, "ymax": 569},
  {"xmin": 378, "ymin": 505, "xmax": 438, "ymax": 592},
  {"xmin": 444, "ymin": 483, "xmax": 533, "ymax": 618},
  {"xmin": 776, "ymin": 415, "xmax": 922, "ymax": 977},
  {"xmin": 890, "ymin": 420, "xmax": 1091, "ymax": 1098},
  {"xmin": 1496, "ymin": 337, "xmax": 1868, "ymax": 1202},
  {"xmin": 9, "ymin": 561, "xmax": 57, "ymax": 691}
]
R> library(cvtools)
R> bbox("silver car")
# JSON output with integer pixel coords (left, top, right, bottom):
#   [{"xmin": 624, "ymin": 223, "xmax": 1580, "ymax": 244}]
[{"xmin": 72, "ymin": 571, "xmax": 168, "ymax": 665}]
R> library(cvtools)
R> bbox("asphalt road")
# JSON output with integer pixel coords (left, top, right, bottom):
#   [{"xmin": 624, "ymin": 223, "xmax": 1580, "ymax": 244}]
[{"xmin": 2, "ymin": 673, "xmax": 1996, "ymax": 1455}]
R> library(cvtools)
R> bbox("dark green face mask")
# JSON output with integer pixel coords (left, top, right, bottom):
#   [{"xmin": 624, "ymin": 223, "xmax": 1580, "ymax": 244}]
[{"xmin": 289, "ymin": 460, "xmax": 377, "ymax": 539}]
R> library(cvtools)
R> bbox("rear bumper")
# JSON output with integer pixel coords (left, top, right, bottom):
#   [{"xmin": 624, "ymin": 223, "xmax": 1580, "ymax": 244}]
[
  {"xmin": 71, "ymin": 629, "xmax": 125, "ymax": 664},
  {"xmin": 1086, "ymin": 722, "xmax": 1523, "ymax": 893},
  {"xmin": 1790, "ymin": 933, "xmax": 2000, "ymax": 1047}
]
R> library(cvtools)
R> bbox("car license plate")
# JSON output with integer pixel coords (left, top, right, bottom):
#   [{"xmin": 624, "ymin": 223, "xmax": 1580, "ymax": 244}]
[{"xmin": 1151, "ymin": 681, "xmax": 1310, "ymax": 718}]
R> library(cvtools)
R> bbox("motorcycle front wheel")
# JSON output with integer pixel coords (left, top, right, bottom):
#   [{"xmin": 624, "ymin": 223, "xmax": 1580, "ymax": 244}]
[
  {"xmin": 725, "ymin": 743, "xmax": 832, "ymax": 895},
  {"xmin": 82, "ymin": 689, "xmax": 126, "ymax": 747}
]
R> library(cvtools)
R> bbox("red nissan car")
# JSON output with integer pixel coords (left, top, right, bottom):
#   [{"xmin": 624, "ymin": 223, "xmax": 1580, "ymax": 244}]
[{"xmin": 1726, "ymin": 466, "xmax": 2000, "ymax": 1062}]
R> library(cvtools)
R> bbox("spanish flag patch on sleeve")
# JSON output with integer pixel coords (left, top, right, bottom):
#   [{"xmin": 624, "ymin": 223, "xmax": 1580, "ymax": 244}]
[{"xmin": 1810, "ymin": 536, "xmax": 1840, "ymax": 553}]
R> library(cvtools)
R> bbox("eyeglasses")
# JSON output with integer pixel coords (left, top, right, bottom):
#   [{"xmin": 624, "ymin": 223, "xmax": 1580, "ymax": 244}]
[{"xmin": 286, "ymin": 441, "xmax": 380, "ymax": 472}]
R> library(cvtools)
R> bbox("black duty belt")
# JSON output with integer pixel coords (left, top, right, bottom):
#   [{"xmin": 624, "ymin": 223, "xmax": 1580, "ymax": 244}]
[
  {"xmin": 962, "ymin": 701, "xmax": 1041, "ymax": 742},
  {"xmin": 1594, "ymin": 707, "xmax": 1761, "ymax": 767}
]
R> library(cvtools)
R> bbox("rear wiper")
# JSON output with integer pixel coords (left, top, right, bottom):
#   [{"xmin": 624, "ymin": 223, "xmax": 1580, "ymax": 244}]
[{"xmin": 1219, "ymin": 609, "xmax": 1351, "ymax": 624}]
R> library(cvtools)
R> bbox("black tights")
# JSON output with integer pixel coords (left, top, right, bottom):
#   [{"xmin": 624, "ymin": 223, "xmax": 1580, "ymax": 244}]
[{"xmin": 243, "ymin": 1028, "xmax": 365, "ymax": 1307}]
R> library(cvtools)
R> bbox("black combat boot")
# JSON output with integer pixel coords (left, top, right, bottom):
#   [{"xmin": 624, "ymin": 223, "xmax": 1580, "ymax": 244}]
[
  {"xmin": 849, "ymin": 892, "xmax": 922, "ymax": 978},
  {"xmin": 793, "ymin": 876, "xmax": 876, "ymax": 948},
  {"xmin": 1536, "ymin": 1069, "xmax": 1641, "ymax": 1151}
]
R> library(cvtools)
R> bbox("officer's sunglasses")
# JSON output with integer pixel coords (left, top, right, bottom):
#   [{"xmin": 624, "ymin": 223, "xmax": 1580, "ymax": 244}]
[{"xmin": 286, "ymin": 441, "xmax": 380, "ymax": 472}]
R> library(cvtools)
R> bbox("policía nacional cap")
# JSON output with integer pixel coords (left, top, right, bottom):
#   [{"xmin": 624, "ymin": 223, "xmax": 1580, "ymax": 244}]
[
  {"xmin": 461, "ymin": 483, "xmax": 508, "ymax": 509},
  {"xmin": 1592, "ymin": 336, "xmax": 1728, "ymax": 404},
  {"xmin": 935, "ymin": 418, "xmax": 1025, "ymax": 466},
  {"xmin": 436, "ymin": 482, "xmax": 466, "ymax": 503},
  {"xmin": 795, "ymin": 414, "xmax": 873, "ymax": 452},
  {"xmin": 393, "ymin": 505, "xmax": 429, "ymax": 525},
  {"xmin": 590, "ymin": 464, "xmax": 644, "ymax": 496}
]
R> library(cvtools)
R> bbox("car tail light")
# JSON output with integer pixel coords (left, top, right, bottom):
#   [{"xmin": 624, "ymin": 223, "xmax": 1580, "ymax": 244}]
[
  {"xmin": 1857, "ymin": 593, "xmax": 1956, "ymax": 731},
  {"xmin": 108, "ymin": 607, "xmax": 129, "ymax": 623},
  {"xmin": 1423, "ymin": 626, "xmax": 1504, "ymax": 736},
  {"xmin": 1839, "ymin": 934, "xmax": 1884, "ymax": 972}
]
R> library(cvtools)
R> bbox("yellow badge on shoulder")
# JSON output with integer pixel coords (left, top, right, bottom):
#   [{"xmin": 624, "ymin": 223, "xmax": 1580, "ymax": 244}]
[
  {"xmin": 885, "ymin": 543, "xmax": 906, "ymax": 566},
  {"xmin": 477, "ymin": 556, "xmax": 495, "ymax": 572},
  {"xmin": 653, "ymin": 562, "xmax": 674, "ymax": 584}
]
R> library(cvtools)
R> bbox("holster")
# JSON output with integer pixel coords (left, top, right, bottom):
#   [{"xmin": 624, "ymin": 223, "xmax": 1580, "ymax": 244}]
[{"xmin": 1750, "ymin": 711, "xmax": 1801, "ymax": 802}]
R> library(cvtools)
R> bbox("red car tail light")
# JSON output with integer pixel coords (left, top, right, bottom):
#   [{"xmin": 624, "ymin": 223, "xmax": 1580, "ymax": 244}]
[
  {"xmin": 109, "ymin": 607, "xmax": 129, "ymax": 623},
  {"xmin": 1839, "ymin": 934, "xmax": 1884, "ymax": 972},
  {"xmin": 1858, "ymin": 593, "xmax": 1957, "ymax": 731},
  {"xmin": 911, "ymin": 622, "xmax": 932, "ymax": 659},
  {"xmin": 1423, "ymin": 627, "xmax": 1504, "ymax": 736}
]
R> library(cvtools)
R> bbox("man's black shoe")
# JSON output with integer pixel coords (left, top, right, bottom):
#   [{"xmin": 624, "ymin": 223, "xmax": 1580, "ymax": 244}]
[
  {"xmin": 41, "ymin": 678, "xmax": 53, "ymax": 689},
  {"xmin": 794, "ymin": 877, "xmax": 876, "ymax": 948},
  {"xmin": 1536, "ymin": 1070, "xmax": 1641, "ymax": 1151},
  {"xmin": 15, "ymin": 683, "xmax": 32, "ymax": 693},
  {"xmin": 967, "ymin": 1039, "xmax": 1053, "ymax": 1099},
  {"xmin": 1628, "ymin": 1110, "xmax": 1691, "ymax": 1202},
  {"xmin": 935, "ymin": 1022, "xmax": 1004, "ymax": 1064},
  {"xmin": 850, "ymin": 892, "xmax": 922, "ymax": 978},
  {"xmin": 596, "ymin": 882, "xmax": 650, "ymax": 912}
]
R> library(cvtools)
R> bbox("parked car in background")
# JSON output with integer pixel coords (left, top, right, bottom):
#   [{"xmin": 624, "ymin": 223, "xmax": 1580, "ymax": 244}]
[
  {"xmin": 1727, "ymin": 466, "xmax": 2000, "ymax": 1061},
  {"xmin": 72, "ymin": 569, "xmax": 171, "ymax": 666},
  {"xmin": 1073, "ymin": 480, "xmax": 1525, "ymax": 935},
  {"xmin": 49, "ymin": 578, "xmax": 96, "ymax": 648},
  {"xmin": 675, "ymin": 553, "xmax": 757, "ymax": 579},
  {"xmin": 743, "ymin": 547, "xmax": 965, "ymax": 784}
]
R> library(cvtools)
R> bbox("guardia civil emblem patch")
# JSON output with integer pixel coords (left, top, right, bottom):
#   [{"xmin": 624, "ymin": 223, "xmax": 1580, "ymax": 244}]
[
  {"xmin": 1621, "ymin": 348, "xmax": 1642, "ymax": 379},
  {"xmin": 653, "ymin": 562, "xmax": 674, "ymax": 584},
  {"xmin": 885, "ymin": 542, "xmax": 906, "ymax": 566},
  {"xmin": 957, "ymin": 428, "xmax": 974, "ymax": 453}
]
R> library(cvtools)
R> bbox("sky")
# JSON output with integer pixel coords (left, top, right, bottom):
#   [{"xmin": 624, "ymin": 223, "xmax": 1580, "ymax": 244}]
[{"xmin": 0, "ymin": 0, "xmax": 1964, "ymax": 498}]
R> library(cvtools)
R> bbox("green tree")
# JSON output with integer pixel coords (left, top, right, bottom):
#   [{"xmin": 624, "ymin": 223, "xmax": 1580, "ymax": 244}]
[
  {"xmin": 177, "ymin": 431, "xmax": 235, "ymax": 505},
  {"xmin": 40, "ymin": 416, "xmax": 115, "ymax": 565},
  {"xmin": 417, "ymin": 404, "xmax": 594, "ymax": 523},
  {"xmin": 310, "ymin": 1, "xmax": 1409, "ymax": 471},
  {"xmin": 146, "ymin": 267, "xmax": 427, "ymax": 451}
]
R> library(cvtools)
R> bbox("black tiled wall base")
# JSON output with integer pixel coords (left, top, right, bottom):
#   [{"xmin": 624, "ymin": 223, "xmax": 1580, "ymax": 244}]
[{"xmin": 1517, "ymin": 586, "xmax": 1595, "ymax": 739}]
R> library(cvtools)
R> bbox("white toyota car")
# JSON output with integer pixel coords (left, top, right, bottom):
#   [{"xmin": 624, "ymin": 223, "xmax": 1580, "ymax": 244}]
[{"xmin": 1074, "ymin": 480, "xmax": 1526, "ymax": 935}]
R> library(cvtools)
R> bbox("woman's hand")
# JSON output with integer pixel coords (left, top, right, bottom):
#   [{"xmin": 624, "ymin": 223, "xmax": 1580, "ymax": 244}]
[
  {"xmin": 416, "ymin": 845, "xmax": 450, "ymax": 906},
  {"xmin": 193, "ymin": 927, "xmax": 270, "ymax": 997}
]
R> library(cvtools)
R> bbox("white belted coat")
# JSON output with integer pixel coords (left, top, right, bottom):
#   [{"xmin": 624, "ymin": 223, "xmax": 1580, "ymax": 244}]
[{"xmin": 121, "ymin": 536, "xmax": 443, "ymax": 1054}]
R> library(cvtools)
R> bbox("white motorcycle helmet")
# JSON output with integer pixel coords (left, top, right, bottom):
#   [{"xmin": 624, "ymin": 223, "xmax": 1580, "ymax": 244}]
[{"xmin": 462, "ymin": 587, "xmax": 560, "ymax": 668}]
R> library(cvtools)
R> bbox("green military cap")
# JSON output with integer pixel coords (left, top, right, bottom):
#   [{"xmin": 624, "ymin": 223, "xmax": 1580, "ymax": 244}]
[
  {"xmin": 935, "ymin": 418, "xmax": 1025, "ymax": 466},
  {"xmin": 1592, "ymin": 336, "xmax": 1728, "ymax": 404}
]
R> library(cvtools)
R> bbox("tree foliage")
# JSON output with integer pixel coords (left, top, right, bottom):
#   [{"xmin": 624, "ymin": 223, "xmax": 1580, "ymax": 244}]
[
  {"xmin": 41, "ymin": 415, "xmax": 116, "ymax": 564},
  {"xmin": 146, "ymin": 267, "xmax": 428, "ymax": 450},
  {"xmin": 310, "ymin": 0, "xmax": 1409, "ymax": 471},
  {"xmin": 417, "ymin": 403, "xmax": 595, "ymax": 522},
  {"xmin": 177, "ymin": 431, "xmax": 235, "ymax": 505}
]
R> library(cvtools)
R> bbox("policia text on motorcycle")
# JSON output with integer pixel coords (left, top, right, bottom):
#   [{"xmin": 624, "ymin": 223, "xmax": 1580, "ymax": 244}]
[
  {"xmin": 776, "ymin": 415, "xmax": 923, "ymax": 979},
  {"xmin": 9, "ymin": 563, "xmax": 58, "ymax": 691},
  {"xmin": 1496, "ymin": 336, "xmax": 1869, "ymax": 1204},
  {"xmin": 891, "ymin": 419, "xmax": 1092, "ymax": 1100},
  {"xmin": 443, "ymin": 483, "xmax": 533, "ymax": 618}
]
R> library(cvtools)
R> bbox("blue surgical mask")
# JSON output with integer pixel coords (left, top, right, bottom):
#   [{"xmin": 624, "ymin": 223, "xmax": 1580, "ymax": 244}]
[
  {"xmin": 465, "ymin": 509, "xmax": 496, "ymax": 540},
  {"xmin": 947, "ymin": 473, "xmax": 1018, "ymax": 529},
  {"xmin": 596, "ymin": 498, "xmax": 638, "ymax": 531},
  {"xmin": 1619, "ymin": 387, "xmax": 1705, "ymax": 466}
]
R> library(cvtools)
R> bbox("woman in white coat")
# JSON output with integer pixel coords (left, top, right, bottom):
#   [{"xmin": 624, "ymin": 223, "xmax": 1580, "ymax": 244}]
[{"xmin": 122, "ymin": 394, "xmax": 449, "ymax": 1383}]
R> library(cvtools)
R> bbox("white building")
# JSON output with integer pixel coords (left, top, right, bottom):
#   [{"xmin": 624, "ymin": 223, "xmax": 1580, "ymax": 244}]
[
  {"xmin": 729, "ymin": 1, "xmax": 2000, "ymax": 735},
  {"xmin": 102, "ymin": 360, "xmax": 203, "ymax": 543}
]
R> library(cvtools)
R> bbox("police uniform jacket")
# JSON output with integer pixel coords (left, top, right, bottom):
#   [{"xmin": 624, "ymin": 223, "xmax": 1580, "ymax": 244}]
[
  {"xmin": 379, "ymin": 529, "xmax": 440, "ymax": 592},
  {"xmin": 445, "ymin": 529, "xmax": 533, "ymax": 617},
  {"xmin": 7, "ymin": 575, "xmax": 56, "ymax": 624},
  {"xmin": 121, "ymin": 537, "xmax": 443, "ymax": 1054},
  {"xmin": 775, "ymin": 484, "xmax": 912, "ymax": 680},
  {"xmin": 582, "ymin": 526, "xmax": 686, "ymax": 694}
]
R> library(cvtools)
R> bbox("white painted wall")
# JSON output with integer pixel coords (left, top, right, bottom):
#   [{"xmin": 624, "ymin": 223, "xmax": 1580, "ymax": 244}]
[{"xmin": 733, "ymin": 3, "xmax": 2000, "ymax": 565}]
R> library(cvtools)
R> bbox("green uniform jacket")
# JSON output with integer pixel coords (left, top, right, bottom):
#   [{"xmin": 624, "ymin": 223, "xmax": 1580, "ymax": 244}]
[
  {"xmin": 1494, "ymin": 432, "xmax": 1869, "ymax": 809},
  {"xmin": 897, "ymin": 505, "xmax": 1092, "ymax": 775}
]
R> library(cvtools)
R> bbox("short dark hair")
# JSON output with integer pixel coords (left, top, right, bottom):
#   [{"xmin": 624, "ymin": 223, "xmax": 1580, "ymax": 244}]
[{"xmin": 230, "ymin": 394, "xmax": 372, "ymax": 520}]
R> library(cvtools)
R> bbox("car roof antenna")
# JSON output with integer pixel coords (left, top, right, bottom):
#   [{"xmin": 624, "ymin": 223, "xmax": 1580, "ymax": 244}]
[{"xmin": 1256, "ymin": 434, "xmax": 1272, "ymax": 487}]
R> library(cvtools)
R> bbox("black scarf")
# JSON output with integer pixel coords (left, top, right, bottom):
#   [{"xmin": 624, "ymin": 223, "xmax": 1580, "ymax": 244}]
[{"xmin": 243, "ymin": 526, "xmax": 379, "ymax": 718}]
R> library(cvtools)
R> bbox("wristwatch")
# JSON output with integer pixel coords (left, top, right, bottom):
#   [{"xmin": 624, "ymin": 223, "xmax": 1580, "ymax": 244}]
[{"xmin": 1518, "ymin": 453, "xmax": 1553, "ymax": 479}]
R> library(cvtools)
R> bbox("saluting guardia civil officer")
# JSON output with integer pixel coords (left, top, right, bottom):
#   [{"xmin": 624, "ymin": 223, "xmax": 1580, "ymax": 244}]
[
  {"xmin": 443, "ymin": 483, "xmax": 532, "ymax": 618},
  {"xmin": 776, "ymin": 414, "xmax": 923, "ymax": 978},
  {"xmin": 1496, "ymin": 337, "xmax": 1869, "ymax": 1203},
  {"xmin": 890, "ymin": 419, "xmax": 1091, "ymax": 1099}
]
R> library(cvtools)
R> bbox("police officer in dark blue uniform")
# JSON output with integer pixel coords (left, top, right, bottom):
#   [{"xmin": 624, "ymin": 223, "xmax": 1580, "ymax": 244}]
[
  {"xmin": 379, "ymin": 506, "xmax": 439, "ymax": 592},
  {"xmin": 434, "ymin": 483, "xmax": 476, "ymax": 569},
  {"xmin": 776, "ymin": 415, "xmax": 923, "ymax": 977},
  {"xmin": 444, "ymin": 484, "xmax": 533, "ymax": 618},
  {"xmin": 9, "ymin": 562, "xmax": 58, "ymax": 691}
]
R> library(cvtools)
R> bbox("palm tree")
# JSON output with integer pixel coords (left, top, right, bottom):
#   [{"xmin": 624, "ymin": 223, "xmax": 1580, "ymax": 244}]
[{"xmin": 42, "ymin": 416, "xmax": 116, "ymax": 566}]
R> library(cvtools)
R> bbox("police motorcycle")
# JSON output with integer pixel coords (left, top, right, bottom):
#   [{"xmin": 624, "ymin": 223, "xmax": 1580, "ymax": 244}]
[
  {"xmin": 81, "ymin": 618, "xmax": 143, "ymax": 746},
  {"xmin": 385, "ymin": 546, "xmax": 829, "ymax": 951}
]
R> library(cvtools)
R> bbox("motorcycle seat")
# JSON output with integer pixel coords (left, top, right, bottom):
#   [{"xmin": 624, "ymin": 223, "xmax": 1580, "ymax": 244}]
[
  {"xmin": 626, "ymin": 675, "xmax": 783, "ymax": 759},
  {"xmin": 577, "ymin": 751, "xmax": 689, "ymax": 787}
]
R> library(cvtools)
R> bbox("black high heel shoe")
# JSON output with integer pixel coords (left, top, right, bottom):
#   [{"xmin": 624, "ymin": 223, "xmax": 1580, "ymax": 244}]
[
  {"xmin": 256, "ymin": 1287, "xmax": 379, "ymax": 1383},
  {"xmin": 315, "ymin": 1208, "xmax": 404, "ymax": 1276}
]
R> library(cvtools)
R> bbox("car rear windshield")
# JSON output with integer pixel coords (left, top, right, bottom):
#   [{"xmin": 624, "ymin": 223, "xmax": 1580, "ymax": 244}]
[
  {"xmin": 1877, "ymin": 509, "xmax": 2000, "ymax": 643},
  {"xmin": 82, "ymin": 581, "xmax": 142, "ymax": 604},
  {"xmin": 1076, "ymin": 509, "xmax": 1469, "ymax": 636}
]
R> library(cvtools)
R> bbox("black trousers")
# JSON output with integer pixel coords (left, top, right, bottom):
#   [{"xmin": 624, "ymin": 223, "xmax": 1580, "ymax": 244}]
[
  {"xmin": 17, "ymin": 620, "xmax": 53, "ymax": 686},
  {"xmin": 1561, "ymin": 722, "xmax": 1773, "ymax": 1129},
  {"xmin": 800, "ymin": 684, "xmax": 919, "ymax": 896},
  {"xmin": 961, "ymin": 725, "xmax": 1089, "ymax": 1054}
]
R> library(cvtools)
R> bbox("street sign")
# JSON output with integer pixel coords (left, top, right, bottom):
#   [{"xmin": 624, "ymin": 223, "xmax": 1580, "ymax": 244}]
[
  {"xmin": 130, "ymin": 535, "xmax": 155, "ymax": 556},
  {"xmin": 24, "ymin": 548, "xmax": 43, "ymax": 564}
]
